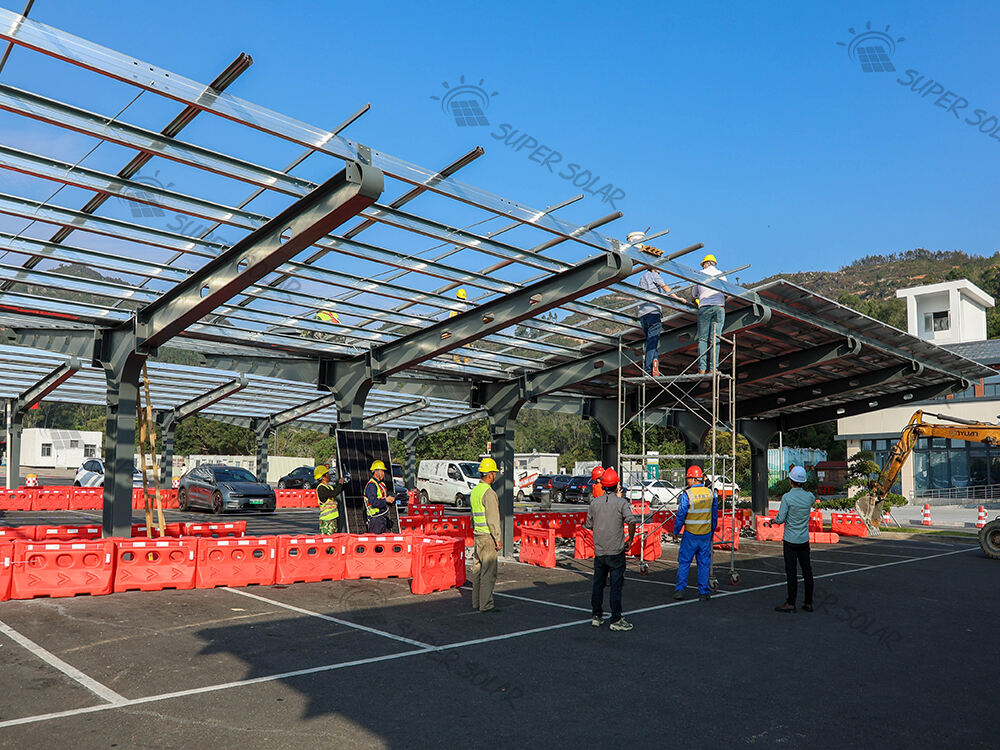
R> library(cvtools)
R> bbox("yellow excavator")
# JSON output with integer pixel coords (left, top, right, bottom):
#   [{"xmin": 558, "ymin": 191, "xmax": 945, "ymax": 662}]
[{"xmin": 855, "ymin": 410, "xmax": 1000, "ymax": 557}]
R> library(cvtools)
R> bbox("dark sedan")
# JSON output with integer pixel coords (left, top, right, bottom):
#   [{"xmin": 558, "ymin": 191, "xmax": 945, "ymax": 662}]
[
  {"xmin": 564, "ymin": 475, "xmax": 597, "ymax": 503},
  {"xmin": 277, "ymin": 465, "xmax": 318, "ymax": 490},
  {"xmin": 530, "ymin": 475, "xmax": 553, "ymax": 502},
  {"xmin": 178, "ymin": 464, "xmax": 276, "ymax": 514},
  {"xmin": 547, "ymin": 474, "xmax": 574, "ymax": 503}
]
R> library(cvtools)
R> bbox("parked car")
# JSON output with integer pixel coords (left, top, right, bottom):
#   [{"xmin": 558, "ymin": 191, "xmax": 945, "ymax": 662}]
[
  {"xmin": 704, "ymin": 474, "xmax": 740, "ymax": 501},
  {"xmin": 277, "ymin": 465, "xmax": 319, "ymax": 490},
  {"xmin": 416, "ymin": 459, "xmax": 481, "ymax": 506},
  {"xmin": 627, "ymin": 479, "xmax": 684, "ymax": 506},
  {"xmin": 530, "ymin": 474, "xmax": 553, "ymax": 502},
  {"xmin": 547, "ymin": 474, "xmax": 574, "ymax": 503},
  {"xmin": 177, "ymin": 464, "xmax": 276, "ymax": 514},
  {"xmin": 74, "ymin": 458, "xmax": 143, "ymax": 488},
  {"xmin": 564, "ymin": 475, "xmax": 597, "ymax": 503}
]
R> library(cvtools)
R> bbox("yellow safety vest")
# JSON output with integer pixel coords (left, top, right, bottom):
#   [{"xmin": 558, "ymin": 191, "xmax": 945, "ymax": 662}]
[
  {"xmin": 364, "ymin": 478, "xmax": 388, "ymax": 517},
  {"xmin": 470, "ymin": 481, "xmax": 492, "ymax": 536},
  {"xmin": 317, "ymin": 483, "xmax": 339, "ymax": 522},
  {"xmin": 683, "ymin": 485, "xmax": 714, "ymax": 535}
]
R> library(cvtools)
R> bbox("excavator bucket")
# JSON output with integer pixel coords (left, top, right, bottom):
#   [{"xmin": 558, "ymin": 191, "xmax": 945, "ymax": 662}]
[{"xmin": 854, "ymin": 495, "xmax": 883, "ymax": 536}]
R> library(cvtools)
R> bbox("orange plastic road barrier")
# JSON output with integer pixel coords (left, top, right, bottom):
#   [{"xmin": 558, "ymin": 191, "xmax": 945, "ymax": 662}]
[
  {"xmin": 767, "ymin": 508, "xmax": 779, "ymax": 518},
  {"xmin": 408, "ymin": 504, "xmax": 445, "ymax": 517},
  {"xmin": 11, "ymin": 540, "xmax": 115, "ymax": 599},
  {"xmin": 131, "ymin": 522, "xmax": 183, "ymax": 538},
  {"xmin": 345, "ymin": 535, "xmax": 412, "ymax": 580},
  {"xmin": 922, "ymin": 504, "xmax": 932, "ymax": 526},
  {"xmin": 830, "ymin": 513, "xmax": 869, "ymax": 538},
  {"xmin": 0, "ymin": 488, "xmax": 35, "ymax": 511},
  {"xmin": 180, "ymin": 521, "xmax": 246, "ymax": 538},
  {"xmin": 422, "ymin": 516, "xmax": 473, "ymax": 546},
  {"xmin": 711, "ymin": 516, "xmax": 741, "ymax": 552},
  {"xmin": 653, "ymin": 510, "xmax": 677, "ymax": 533},
  {"xmin": 34, "ymin": 525, "xmax": 102, "ymax": 542},
  {"xmin": 30, "ymin": 488, "xmax": 71, "ymax": 511},
  {"xmin": 0, "ymin": 543, "xmax": 11, "ymax": 601},
  {"xmin": 630, "ymin": 502, "xmax": 652, "ymax": 516},
  {"xmin": 195, "ymin": 536, "xmax": 277, "ymax": 588},
  {"xmin": 626, "ymin": 523, "xmax": 663, "ymax": 560},
  {"xmin": 518, "ymin": 526, "xmax": 557, "ymax": 568},
  {"xmin": 410, "ymin": 536, "xmax": 466, "ymax": 595},
  {"xmin": 0, "ymin": 526, "xmax": 37, "ymax": 542},
  {"xmin": 808, "ymin": 511, "xmax": 824, "ymax": 532},
  {"xmin": 407, "ymin": 489, "xmax": 418, "ymax": 505},
  {"xmin": 114, "ymin": 538, "xmax": 198, "ymax": 592},
  {"xmin": 399, "ymin": 515, "xmax": 425, "ymax": 534},
  {"xmin": 808, "ymin": 531, "xmax": 840, "ymax": 544},
  {"xmin": 69, "ymin": 487, "xmax": 103, "ymax": 510},
  {"xmin": 573, "ymin": 527, "xmax": 595, "ymax": 559},
  {"xmin": 755, "ymin": 515, "xmax": 783, "ymax": 542},
  {"xmin": 275, "ymin": 535, "xmax": 348, "ymax": 584}
]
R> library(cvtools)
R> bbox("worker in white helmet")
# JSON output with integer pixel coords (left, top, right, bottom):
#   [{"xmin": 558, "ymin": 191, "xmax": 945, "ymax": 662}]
[
  {"xmin": 629, "ymin": 231, "xmax": 684, "ymax": 376},
  {"xmin": 694, "ymin": 253, "xmax": 727, "ymax": 373}
]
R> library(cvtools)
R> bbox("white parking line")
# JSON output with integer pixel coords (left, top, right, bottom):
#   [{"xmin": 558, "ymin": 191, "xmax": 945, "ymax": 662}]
[
  {"xmin": 0, "ymin": 545, "xmax": 975, "ymax": 730},
  {"xmin": 464, "ymin": 586, "xmax": 590, "ymax": 612},
  {"xmin": 0, "ymin": 620, "xmax": 127, "ymax": 706},
  {"xmin": 223, "ymin": 588, "xmax": 433, "ymax": 649}
]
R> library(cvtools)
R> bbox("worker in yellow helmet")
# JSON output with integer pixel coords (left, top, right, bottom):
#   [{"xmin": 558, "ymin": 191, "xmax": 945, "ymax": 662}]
[
  {"xmin": 314, "ymin": 465, "xmax": 348, "ymax": 534},
  {"xmin": 364, "ymin": 459, "xmax": 395, "ymax": 533},
  {"xmin": 694, "ymin": 253, "xmax": 727, "ymax": 374},
  {"xmin": 469, "ymin": 456, "xmax": 502, "ymax": 613},
  {"xmin": 450, "ymin": 288, "xmax": 470, "ymax": 364}
]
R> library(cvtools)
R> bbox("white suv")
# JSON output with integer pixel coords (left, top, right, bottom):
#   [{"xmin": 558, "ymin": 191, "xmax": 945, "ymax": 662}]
[
  {"xmin": 703, "ymin": 474, "xmax": 740, "ymax": 501},
  {"xmin": 75, "ymin": 458, "xmax": 144, "ymax": 487}
]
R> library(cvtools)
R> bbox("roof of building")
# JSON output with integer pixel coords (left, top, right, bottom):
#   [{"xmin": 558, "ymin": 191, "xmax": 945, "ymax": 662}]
[
  {"xmin": 896, "ymin": 279, "xmax": 995, "ymax": 308},
  {"xmin": 944, "ymin": 339, "xmax": 1000, "ymax": 368}
]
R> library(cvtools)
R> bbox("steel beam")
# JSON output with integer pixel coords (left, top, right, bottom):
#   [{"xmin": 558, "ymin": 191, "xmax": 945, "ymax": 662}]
[
  {"xmin": 364, "ymin": 399, "xmax": 427, "ymax": 429},
  {"xmin": 777, "ymin": 380, "xmax": 969, "ymax": 431},
  {"xmin": 135, "ymin": 162, "xmax": 382, "ymax": 350},
  {"xmin": 736, "ymin": 338, "xmax": 862, "ymax": 387},
  {"xmin": 18, "ymin": 356, "xmax": 81, "ymax": 409},
  {"xmin": 198, "ymin": 355, "xmax": 321, "ymax": 383},
  {"xmin": 737, "ymin": 361, "xmax": 923, "ymax": 419},
  {"xmin": 415, "ymin": 409, "xmax": 487, "ymax": 438},
  {"xmin": 4, "ymin": 328, "xmax": 94, "ymax": 359}
]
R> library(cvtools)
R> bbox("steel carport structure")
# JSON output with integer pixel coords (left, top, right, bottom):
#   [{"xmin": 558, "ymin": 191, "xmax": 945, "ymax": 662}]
[{"xmin": 0, "ymin": 9, "xmax": 991, "ymax": 547}]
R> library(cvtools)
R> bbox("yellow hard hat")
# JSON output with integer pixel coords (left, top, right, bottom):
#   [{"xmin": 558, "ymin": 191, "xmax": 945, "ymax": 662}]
[
  {"xmin": 456, "ymin": 288, "xmax": 467, "ymax": 301},
  {"xmin": 701, "ymin": 254, "xmax": 717, "ymax": 266},
  {"xmin": 370, "ymin": 460, "xmax": 386, "ymax": 471},
  {"xmin": 478, "ymin": 457, "xmax": 498, "ymax": 474},
  {"xmin": 314, "ymin": 465, "xmax": 329, "ymax": 481}
]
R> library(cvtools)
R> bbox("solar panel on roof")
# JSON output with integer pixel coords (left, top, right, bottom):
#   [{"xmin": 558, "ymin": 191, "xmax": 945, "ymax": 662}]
[{"xmin": 335, "ymin": 429, "xmax": 399, "ymax": 533}]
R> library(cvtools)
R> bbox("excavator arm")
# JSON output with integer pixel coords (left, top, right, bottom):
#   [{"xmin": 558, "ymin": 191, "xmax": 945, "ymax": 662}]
[{"xmin": 856, "ymin": 410, "xmax": 1000, "ymax": 533}]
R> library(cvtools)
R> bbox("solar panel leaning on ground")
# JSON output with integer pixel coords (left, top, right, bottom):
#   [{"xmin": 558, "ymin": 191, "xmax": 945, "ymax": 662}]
[{"xmin": 335, "ymin": 429, "xmax": 399, "ymax": 534}]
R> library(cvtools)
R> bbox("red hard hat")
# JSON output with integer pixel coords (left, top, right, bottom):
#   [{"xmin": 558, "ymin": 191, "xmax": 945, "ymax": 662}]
[
  {"xmin": 686, "ymin": 465, "xmax": 704, "ymax": 479},
  {"xmin": 600, "ymin": 468, "xmax": 619, "ymax": 488},
  {"xmin": 590, "ymin": 466, "xmax": 605, "ymax": 481}
]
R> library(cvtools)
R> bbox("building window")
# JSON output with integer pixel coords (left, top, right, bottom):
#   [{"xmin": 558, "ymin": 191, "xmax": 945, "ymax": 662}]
[
  {"xmin": 41, "ymin": 443, "xmax": 52, "ymax": 457},
  {"xmin": 70, "ymin": 439, "xmax": 80, "ymax": 449},
  {"xmin": 923, "ymin": 311, "xmax": 950, "ymax": 332},
  {"xmin": 84, "ymin": 444, "xmax": 97, "ymax": 458}
]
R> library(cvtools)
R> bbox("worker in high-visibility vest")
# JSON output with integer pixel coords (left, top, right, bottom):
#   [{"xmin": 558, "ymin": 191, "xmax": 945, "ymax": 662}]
[
  {"xmin": 315, "ymin": 465, "xmax": 347, "ymax": 534},
  {"xmin": 672, "ymin": 465, "xmax": 718, "ymax": 601},
  {"xmin": 469, "ymin": 457, "xmax": 502, "ymax": 613},
  {"xmin": 364, "ymin": 460, "xmax": 394, "ymax": 533}
]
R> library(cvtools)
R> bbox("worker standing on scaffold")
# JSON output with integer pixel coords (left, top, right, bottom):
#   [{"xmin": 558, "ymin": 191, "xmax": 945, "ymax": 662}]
[
  {"xmin": 630, "ymin": 231, "xmax": 683, "ymax": 377},
  {"xmin": 695, "ymin": 254, "xmax": 727, "ymax": 374},
  {"xmin": 364, "ymin": 460, "xmax": 394, "ymax": 533},
  {"xmin": 672, "ymin": 465, "xmax": 718, "ymax": 601}
]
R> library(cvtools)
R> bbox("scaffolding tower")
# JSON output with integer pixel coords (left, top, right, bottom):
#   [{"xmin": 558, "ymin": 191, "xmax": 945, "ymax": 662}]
[{"xmin": 617, "ymin": 324, "xmax": 741, "ymax": 587}]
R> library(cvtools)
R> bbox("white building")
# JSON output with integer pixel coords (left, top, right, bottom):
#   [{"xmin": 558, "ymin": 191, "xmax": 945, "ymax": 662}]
[
  {"xmin": 21, "ymin": 428, "xmax": 102, "ymax": 469},
  {"xmin": 896, "ymin": 279, "xmax": 994, "ymax": 345},
  {"xmin": 839, "ymin": 279, "xmax": 1000, "ymax": 502}
]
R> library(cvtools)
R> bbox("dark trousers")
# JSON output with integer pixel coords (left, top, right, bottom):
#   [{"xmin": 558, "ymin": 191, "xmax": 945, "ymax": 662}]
[
  {"xmin": 639, "ymin": 312, "xmax": 662, "ymax": 373},
  {"xmin": 783, "ymin": 540, "xmax": 814, "ymax": 605},
  {"xmin": 367, "ymin": 513, "xmax": 390, "ymax": 534},
  {"xmin": 592, "ymin": 551, "xmax": 626, "ymax": 621}
]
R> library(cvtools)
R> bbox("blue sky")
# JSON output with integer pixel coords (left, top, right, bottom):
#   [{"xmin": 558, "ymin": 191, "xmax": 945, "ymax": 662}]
[{"xmin": 2, "ymin": 0, "xmax": 999, "ymax": 284}]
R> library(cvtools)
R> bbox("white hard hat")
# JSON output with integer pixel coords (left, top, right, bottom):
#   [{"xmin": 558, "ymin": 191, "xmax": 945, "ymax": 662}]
[
  {"xmin": 626, "ymin": 231, "xmax": 646, "ymax": 244},
  {"xmin": 789, "ymin": 466, "xmax": 808, "ymax": 483}
]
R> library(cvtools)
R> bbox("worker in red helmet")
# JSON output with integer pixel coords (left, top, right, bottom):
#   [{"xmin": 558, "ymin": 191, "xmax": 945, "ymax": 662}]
[
  {"xmin": 672, "ymin": 465, "xmax": 718, "ymax": 602},
  {"xmin": 590, "ymin": 465, "xmax": 605, "ymax": 499},
  {"xmin": 585, "ymin": 467, "xmax": 637, "ymax": 631}
]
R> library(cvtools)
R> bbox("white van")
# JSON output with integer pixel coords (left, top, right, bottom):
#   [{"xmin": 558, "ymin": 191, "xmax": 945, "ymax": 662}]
[{"xmin": 416, "ymin": 459, "xmax": 482, "ymax": 507}]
